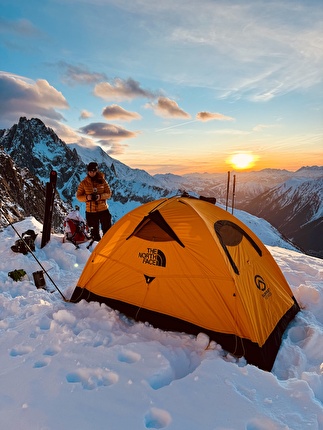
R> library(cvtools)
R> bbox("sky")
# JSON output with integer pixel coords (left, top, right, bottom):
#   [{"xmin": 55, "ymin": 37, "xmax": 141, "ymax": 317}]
[
  {"xmin": 1, "ymin": 209, "xmax": 323, "ymax": 429},
  {"xmin": 0, "ymin": 0, "xmax": 323, "ymax": 175}
]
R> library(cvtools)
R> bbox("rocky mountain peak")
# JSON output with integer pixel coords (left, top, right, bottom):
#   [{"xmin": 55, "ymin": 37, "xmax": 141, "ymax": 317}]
[{"xmin": 1, "ymin": 117, "xmax": 86, "ymax": 201}]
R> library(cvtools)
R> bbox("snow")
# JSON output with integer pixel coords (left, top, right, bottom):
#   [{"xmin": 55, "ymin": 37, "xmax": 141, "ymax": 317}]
[{"xmin": 1, "ymin": 215, "xmax": 323, "ymax": 430}]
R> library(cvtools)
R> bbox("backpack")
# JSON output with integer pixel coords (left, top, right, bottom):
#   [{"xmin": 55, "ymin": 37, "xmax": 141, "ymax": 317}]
[
  {"xmin": 11, "ymin": 230, "xmax": 38, "ymax": 255},
  {"xmin": 8, "ymin": 269, "xmax": 27, "ymax": 281},
  {"xmin": 63, "ymin": 211, "xmax": 92, "ymax": 248}
]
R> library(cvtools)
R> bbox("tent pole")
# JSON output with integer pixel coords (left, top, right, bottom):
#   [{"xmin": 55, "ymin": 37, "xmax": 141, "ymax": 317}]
[
  {"xmin": 232, "ymin": 174, "xmax": 236, "ymax": 215},
  {"xmin": 225, "ymin": 171, "xmax": 230, "ymax": 211}
]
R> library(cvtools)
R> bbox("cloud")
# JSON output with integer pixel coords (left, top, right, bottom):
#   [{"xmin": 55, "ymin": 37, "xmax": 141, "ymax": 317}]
[
  {"xmin": 113, "ymin": 1, "xmax": 323, "ymax": 101},
  {"xmin": 0, "ymin": 18, "xmax": 41, "ymax": 36},
  {"xmin": 79, "ymin": 110, "xmax": 93, "ymax": 120},
  {"xmin": 208, "ymin": 128, "xmax": 250, "ymax": 136},
  {"xmin": 94, "ymin": 78, "xmax": 156, "ymax": 101},
  {"xmin": 196, "ymin": 111, "xmax": 234, "ymax": 122},
  {"xmin": 97, "ymin": 140, "xmax": 129, "ymax": 155},
  {"xmin": 146, "ymin": 97, "xmax": 191, "ymax": 119},
  {"xmin": 102, "ymin": 105, "xmax": 142, "ymax": 121},
  {"xmin": 252, "ymin": 124, "xmax": 276, "ymax": 132},
  {"xmin": 79, "ymin": 122, "xmax": 139, "ymax": 140},
  {"xmin": 58, "ymin": 62, "xmax": 108, "ymax": 86},
  {"xmin": 49, "ymin": 121, "xmax": 82, "ymax": 144},
  {"xmin": 0, "ymin": 72, "xmax": 69, "ymax": 127}
]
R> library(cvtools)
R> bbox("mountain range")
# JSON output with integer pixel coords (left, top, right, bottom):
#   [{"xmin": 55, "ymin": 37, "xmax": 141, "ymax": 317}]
[
  {"xmin": 0, "ymin": 117, "xmax": 322, "ymax": 258},
  {"xmin": 158, "ymin": 168, "xmax": 323, "ymax": 258}
]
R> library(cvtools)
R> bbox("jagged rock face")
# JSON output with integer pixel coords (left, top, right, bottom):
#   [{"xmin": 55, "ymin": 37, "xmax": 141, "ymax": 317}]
[
  {"xmin": 0, "ymin": 148, "xmax": 68, "ymax": 230},
  {"xmin": 0, "ymin": 149, "xmax": 43, "ymax": 223},
  {"xmin": 0, "ymin": 117, "xmax": 84, "ymax": 202}
]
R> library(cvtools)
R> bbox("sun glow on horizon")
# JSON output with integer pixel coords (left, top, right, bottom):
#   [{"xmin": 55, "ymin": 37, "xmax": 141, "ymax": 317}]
[{"xmin": 227, "ymin": 153, "xmax": 258, "ymax": 170}]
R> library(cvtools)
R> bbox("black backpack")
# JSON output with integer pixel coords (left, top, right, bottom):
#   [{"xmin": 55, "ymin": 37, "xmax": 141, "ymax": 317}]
[{"xmin": 11, "ymin": 230, "xmax": 38, "ymax": 255}]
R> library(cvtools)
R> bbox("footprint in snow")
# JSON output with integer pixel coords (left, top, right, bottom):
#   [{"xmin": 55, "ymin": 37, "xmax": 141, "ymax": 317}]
[
  {"xmin": 66, "ymin": 367, "xmax": 119, "ymax": 390},
  {"xmin": 32, "ymin": 345, "xmax": 61, "ymax": 368},
  {"xmin": 34, "ymin": 357, "xmax": 51, "ymax": 368},
  {"xmin": 144, "ymin": 407, "xmax": 172, "ymax": 429},
  {"xmin": 10, "ymin": 345, "xmax": 33, "ymax": 356},
  {"xmin": 117, "ymin": 349, "xmax": 141, "ymax": 364},
  {"xmin": 43, "ymin": 345, "xmax": 61, "ymax": 356}
]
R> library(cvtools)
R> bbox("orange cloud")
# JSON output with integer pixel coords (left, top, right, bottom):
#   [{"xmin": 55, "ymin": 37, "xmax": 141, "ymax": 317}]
[
  {"xmin": 97, "ymin": 139, "xmax": 129, "ymax": 155},
  {"xmin": 0, "ymin": 72, "xmax": 68, "ymax": 125},
  {"xmin": 196, "ymin": 111, "xmax": 234, "ymax": 122},
  {"xmin": 79, "ymin": 122, "xmax": 139, "ymax": 140},
  {"xmin": 94, "ymin": 78, "xmax": 156, "ymax": 101},
  {"xmin": 146, "ymin": 97, "xmax": 191, "ymax": 119},
  {"xmin": 102, "ymin": 104, "xmax": 141, "ymax": 121},
  {"xmin": 79, "ymin": 110, "xmax": 93, "ymax": 120}
]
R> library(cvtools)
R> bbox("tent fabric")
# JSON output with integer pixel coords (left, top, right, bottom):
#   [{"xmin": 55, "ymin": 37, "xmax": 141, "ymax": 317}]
[{"xmin": 70, "ymin": 196, "xmax": 300, "ymax": 371}]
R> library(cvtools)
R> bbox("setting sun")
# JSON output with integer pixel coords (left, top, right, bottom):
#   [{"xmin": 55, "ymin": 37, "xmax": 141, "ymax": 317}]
[{"xmin": 227, "ymin": 153, "xmax": 257, "ymax": 170}]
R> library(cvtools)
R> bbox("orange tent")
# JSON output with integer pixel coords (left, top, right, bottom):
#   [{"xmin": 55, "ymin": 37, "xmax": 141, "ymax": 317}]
[{"xmin": 71, "ymin": 196, "xmax": 299, "ymax": 370}]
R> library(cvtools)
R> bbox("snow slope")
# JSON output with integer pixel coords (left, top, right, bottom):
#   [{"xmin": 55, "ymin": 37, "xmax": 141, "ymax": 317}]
[{"xmin": 0, "ymin": 212, "xmax": 322, "ymax": 430}]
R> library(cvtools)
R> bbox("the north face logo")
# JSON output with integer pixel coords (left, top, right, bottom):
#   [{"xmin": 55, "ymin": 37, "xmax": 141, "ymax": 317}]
[{"xmin": 138, "ymin": 248, "xmax": 166, "ymax": 267}]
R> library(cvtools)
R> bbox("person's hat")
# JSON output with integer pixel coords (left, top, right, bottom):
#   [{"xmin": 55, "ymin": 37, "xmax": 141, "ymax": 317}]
[{"xmin": 87, "ymin": 162, "xmax": 98, "ymax": 171}]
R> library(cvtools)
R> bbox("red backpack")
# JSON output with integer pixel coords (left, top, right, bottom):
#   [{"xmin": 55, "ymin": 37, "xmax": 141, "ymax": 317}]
[{"xmin": 63, "ymin": 210, "xmax": 93, "ymax": 248}]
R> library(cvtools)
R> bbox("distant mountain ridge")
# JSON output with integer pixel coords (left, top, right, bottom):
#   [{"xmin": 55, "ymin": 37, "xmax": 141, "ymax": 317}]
[
  {"xmin": 242, "ymin": 176, "xmax": 323, "ymax": 258},
  {"xmin": 0, "ymin": 117, "xmax": 322, "ymax": 258},
  {"xmin": 0, "ymin": 117, "xmax": 177, "ymax": 224},
  {"xmin": 156, "ymin": 167, "xmax": 322, "ymax": 208},
  {"xmin": 154, "ymin": 168, "xmax": 323, "ymax": 258}
]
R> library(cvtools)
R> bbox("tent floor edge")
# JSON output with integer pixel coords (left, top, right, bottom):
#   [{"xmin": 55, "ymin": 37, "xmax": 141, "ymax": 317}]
[
  {"xmin": 249, "ymin": 297, "xmax": 300, "ymax": 372},
  {"xmin": 69, "ymin": 288, "xmax": 300, "ymax": 371}
]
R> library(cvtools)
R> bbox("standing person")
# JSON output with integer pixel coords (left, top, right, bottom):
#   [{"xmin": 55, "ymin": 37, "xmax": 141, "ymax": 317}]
[{"xmin": 76, "ymin": 162, "xmax": 112, "ymax": 242}]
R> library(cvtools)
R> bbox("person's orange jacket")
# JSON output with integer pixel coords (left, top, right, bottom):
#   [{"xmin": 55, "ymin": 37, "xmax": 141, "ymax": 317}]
[{"xmin": 76, "ymin": 171, "xmax": 112, "ymax": 213}]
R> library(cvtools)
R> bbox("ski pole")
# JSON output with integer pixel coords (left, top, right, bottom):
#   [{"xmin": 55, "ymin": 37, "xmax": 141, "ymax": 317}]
[{"xmin": 0, "ymin": 205, "xmax": 67, "ymax": 301}]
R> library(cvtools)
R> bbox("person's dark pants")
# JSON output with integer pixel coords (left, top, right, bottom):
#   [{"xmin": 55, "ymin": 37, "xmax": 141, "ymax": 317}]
[{"xmin": 86, "ymin": 209, "xmax": 112, "ymax": 241}]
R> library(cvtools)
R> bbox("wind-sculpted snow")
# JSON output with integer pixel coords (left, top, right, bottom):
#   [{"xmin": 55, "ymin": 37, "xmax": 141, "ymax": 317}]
[{"xmin": 0, "ymin": 217, "xmax": 322, "ymax": 429}]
